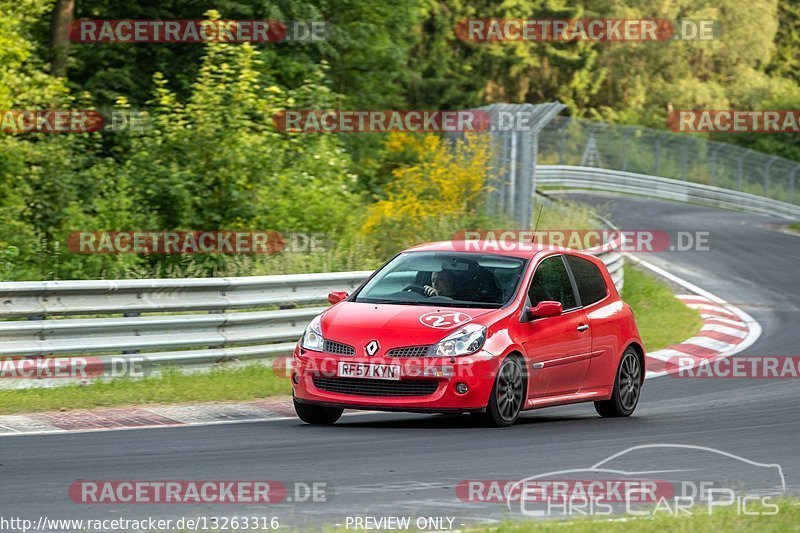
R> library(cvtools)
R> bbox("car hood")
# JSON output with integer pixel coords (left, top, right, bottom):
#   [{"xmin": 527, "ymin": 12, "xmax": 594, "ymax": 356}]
[{"xmin": 319, "ymin": 301, "xmax": 498, "ymax": 356}]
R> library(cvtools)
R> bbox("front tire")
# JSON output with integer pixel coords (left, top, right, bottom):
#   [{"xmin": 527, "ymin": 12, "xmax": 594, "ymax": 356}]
[
  {"xmin": 294, "ymin": 398, "xmax": 344, "ymax": 425},
  {"xmin": 595, "ymin": 348, "xmax": 642, "ymax": 417},
  {"xmin": 476, "ymin": 356, "xmax": 525, "ymax": 427}
]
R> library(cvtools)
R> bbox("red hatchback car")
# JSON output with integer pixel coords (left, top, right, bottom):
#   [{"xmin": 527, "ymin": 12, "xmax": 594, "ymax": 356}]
[{"xmin": 292, "ymin": 241, "xmax": 644, "ymax": 427}]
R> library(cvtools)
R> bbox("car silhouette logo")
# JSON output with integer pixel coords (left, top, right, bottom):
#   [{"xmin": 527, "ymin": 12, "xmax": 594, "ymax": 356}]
[{"xmin": 365, "ymin": 340, "xmax": 380, "ymax": 356}]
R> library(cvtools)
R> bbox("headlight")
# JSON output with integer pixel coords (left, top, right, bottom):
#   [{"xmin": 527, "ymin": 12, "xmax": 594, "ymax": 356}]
[
  {"xmin": 301, "ymin": 314, "xmax": 325, "ymax": 351},
  {"xmin": 429, "ymin": 324, "xmax": 486, "ymax": 357}
]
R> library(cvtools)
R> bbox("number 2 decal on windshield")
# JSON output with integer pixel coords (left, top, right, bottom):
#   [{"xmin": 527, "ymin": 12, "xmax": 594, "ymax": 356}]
[{"xmin": 419, "ymin": 311, "xmax": 472, "ymax": 329}]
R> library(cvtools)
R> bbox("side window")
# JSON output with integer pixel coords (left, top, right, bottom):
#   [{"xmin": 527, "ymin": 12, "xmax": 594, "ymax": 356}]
[
  {"xmin": 528, "ymin": 256, "xmax": 577, "ymax": 310},
  {"xmin": 566, "ymin": 255, "xmax": 608, "ymax": 306}
]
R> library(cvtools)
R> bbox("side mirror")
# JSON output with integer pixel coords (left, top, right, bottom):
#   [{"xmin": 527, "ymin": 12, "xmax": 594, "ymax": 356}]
[
  {"xmin": 522, "ymin": 301, "xmax": 563, "ymax": 322},
  {"xmin": 328, "ymin": 291, "xmax": 349, "ymax": 305}
]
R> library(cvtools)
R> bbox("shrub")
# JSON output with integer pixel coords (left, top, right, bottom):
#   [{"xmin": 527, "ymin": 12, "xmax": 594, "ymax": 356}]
[{"xmin": 360, "ymin": 133, "xmax": 496, "ymax": 257}]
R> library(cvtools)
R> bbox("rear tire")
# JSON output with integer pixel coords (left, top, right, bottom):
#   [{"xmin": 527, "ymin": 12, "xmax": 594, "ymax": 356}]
[
  {"xmin": 594, "ymin": 348, "xmax": 642, "ymax": 417},
  {"xmin": 475, "ymin": 356, "xmax": 525, "ymax": 427},
  {"xmin": 294, "ymin": 398, "xmax": 343, "ymax": 425}
]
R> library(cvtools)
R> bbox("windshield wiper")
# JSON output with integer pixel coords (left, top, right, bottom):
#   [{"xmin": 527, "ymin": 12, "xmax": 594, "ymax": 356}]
[
  {"xmin": 356, "ymin": 298, "xmax": 502, "ymax": 308},
  {"xmin": 432, "ymin": 301, "xmax": 503, "ymax": 308},
  {"xmin": 355, "ymin": 298, "xmax": 429, "ymax": 305}
]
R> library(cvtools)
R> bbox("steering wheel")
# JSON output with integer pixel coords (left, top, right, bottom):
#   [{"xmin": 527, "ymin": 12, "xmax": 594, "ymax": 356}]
[{"xmin": 403, "ymin": 284, "xmax": 428, "ymax": 295}]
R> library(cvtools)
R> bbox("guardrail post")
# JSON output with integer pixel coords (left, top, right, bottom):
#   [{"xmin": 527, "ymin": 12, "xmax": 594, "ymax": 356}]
[
  {"xmin": 765, "ymin": 156, "xmax": 778, "ymax": 197},
  {"xmin": 621, "ymin": 130, "xmax": 629, "ymax": 171},
  {"xmin": 653, "ymin": 133, "xmax": 669, "ymax": 176},
  {"xmin": 710, "ymin": 144, "xmax": 724, "ymax": 186},
  {"xmin": 679, "ymin": 140, "xmax": 688, "ymax": 180},
  {"xmin": 508, "ymin": 130, "xmax": 517, "ymax": 214},
  {"xmin": 558, "ymin": 120, "xmax": 569, "ymax": 164},
  {"xmin": 737, "ymin": 152, "xmax": 748, "ymax": 191},
  {"xmin": 653, "ymin": 135, "xmax": 661, "ymax": 175},
  {"xmin": 520, "ymin": 131, "xmax": 537, "ymax": 228},
  {"xmin": 123, "ymin": 311, "xmax": 141, "ymax": 354}
]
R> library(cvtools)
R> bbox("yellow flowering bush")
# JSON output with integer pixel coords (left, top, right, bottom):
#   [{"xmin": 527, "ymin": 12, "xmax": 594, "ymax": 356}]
[{"xmin": 361, "ymin": 132, "xmax": 494, "ymax": 257}]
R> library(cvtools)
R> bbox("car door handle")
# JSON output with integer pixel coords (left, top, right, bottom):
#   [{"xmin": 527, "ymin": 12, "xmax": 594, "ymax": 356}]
[{"xmin": 577, "ymin": 324, "xmax": 589, "ymax": 332}]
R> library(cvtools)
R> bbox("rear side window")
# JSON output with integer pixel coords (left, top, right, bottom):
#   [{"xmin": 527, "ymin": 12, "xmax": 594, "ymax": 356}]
[
  {"xmin": 566, "ymin": 255, "xmax": 608, "ymax": 306},
  {"xmin": 528, "ymin": 256, "xmax": 577, "ymax": 310}
]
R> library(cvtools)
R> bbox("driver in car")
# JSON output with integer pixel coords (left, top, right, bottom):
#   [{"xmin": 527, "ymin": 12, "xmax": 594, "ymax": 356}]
[{"xmin": 423, "ymin": 269, "xmax": 459, "ymax": 298}]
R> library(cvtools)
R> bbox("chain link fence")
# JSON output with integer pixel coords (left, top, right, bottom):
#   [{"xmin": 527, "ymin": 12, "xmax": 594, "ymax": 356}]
[
  {"xmin": 538, "ymin": 116, "xmax": 800, "ymax": 206},
  {"xmin": 448, "ymin": 103, "xmax": 565, "ymax": 229}
]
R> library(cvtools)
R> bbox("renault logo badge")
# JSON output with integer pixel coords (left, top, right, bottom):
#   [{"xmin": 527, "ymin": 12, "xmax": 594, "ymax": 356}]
[{"xmin": 365, "ymin": 340, "xmax": 380, "ymax": 356}]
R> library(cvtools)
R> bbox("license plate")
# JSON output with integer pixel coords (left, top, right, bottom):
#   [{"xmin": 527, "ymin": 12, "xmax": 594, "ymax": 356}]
[{"xmin": 338, "ymin": 362, "xmax": 401, "ymax": 380}]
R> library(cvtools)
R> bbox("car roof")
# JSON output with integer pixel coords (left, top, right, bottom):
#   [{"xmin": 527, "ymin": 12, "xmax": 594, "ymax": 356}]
[{"xmin": 404, "ymin": 240, "xmax": 577, "ymax": 259}]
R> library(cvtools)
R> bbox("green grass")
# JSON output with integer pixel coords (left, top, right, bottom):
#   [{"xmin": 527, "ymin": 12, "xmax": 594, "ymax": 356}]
[
  {"xmin": 469, "ymin": 499, "xmax": 798, "ymax": 533},
  {"xmin": 789, "ymin": 222, "xmax": 800, "ymax": 232},
  {"xmin": 0, "ymin": 365, "xmax": 291, "ymax": 415},
  {"xmin": 622, "ymin": 265, "xmax": 703, "ymax": 352},
  {"xmin": 534, "ymin": 197, "xmax": 606, "ymax": 237},
  {"xmin": 0, "ymin": 265, "xmax": 701, "ymax": 415}
]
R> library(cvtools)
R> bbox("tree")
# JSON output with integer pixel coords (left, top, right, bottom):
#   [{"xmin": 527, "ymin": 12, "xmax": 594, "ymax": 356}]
[
  {"xmin": 406, "ymin": 0, "xmax": 601, "ymax": 115},
  {"xmin": 50, "ymin": 0, "xmax": 74, "ymax": 76}
]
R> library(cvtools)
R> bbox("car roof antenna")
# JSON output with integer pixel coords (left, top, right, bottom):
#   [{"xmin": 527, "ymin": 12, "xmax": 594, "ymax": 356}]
[{"xmin": 530, "ymin": 204, "xmax": 544, "ymax": 243}]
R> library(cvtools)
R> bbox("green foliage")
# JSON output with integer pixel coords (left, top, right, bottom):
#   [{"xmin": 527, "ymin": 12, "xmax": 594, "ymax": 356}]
[
  {"xmin": 622, "ymin": 265, "xmax": 703, "ymax": 352},
  {"xmin": 68, "ymin": 0, "xmax": 420, "ymax": 109},
  {"xmin": 407, "ymin": 0, "xmax": 601, "ymax": 114},
  {"xmin": 1, "ymin": 7, "xmax": 362, "ymax": 280},
  {"xmin": 768, "ymin": 1, "xmax": 800, "ymax": 81},
  {"xmin": 3, "ymin": 0, "xmax": 800, "ymax": 280},
  {"xmin": 0, "ymin": 364, "xmax": 291, "ymax": 414},
  {"xmin": 360, "ymin": 133, "xmax": 500, "ymax": 258}
]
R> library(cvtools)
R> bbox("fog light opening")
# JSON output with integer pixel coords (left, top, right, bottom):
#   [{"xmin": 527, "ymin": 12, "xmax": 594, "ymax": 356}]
[
  {"xmin": 292, "ymin": 372, "xmax": 300, "ymax": 385},
  {"xmin": 455, "ymin": 382, "xmax": 469, "ymax": 394}
]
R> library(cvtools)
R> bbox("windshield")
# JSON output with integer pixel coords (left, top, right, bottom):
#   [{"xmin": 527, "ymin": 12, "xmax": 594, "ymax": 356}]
[{"xmin": 354, "ymin": 251, "xmax": 527, "ymax": 308}]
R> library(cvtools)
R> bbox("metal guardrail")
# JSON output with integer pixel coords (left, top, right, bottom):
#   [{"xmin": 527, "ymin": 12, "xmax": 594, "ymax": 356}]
[
  {"xmin": 539, "ymin": 116, "xmax": 800, "ymax": 207},
  {"xmin": 0, "ymin": 251, "xmax": 622, "ymax": 388},
  {"xmin": 537, "ymin": 165, "xmax": 800, "ymax": 220}
]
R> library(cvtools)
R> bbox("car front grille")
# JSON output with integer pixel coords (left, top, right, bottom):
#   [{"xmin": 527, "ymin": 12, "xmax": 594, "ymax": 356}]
[
  {"xmin": 386, "ymin": 345, "xmax": 431, "ymax": 357},
  {"xmin": 312, "ymin": 376, "xmax": 438, "ymax": 397},
  {"xmin": 323, "ymin": 340, "xmax": 355, "ymax": 356}
]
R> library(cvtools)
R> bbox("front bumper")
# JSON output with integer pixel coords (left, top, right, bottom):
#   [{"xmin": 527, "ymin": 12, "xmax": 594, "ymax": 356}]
[{"xmin": 291, "ymin": 345, "xmax": 501, "ymax": 412}]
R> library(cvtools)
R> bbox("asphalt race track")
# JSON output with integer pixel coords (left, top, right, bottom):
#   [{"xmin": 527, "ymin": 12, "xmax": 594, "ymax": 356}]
[{"xmin": 1, "ymin": 194, "xmax": 798, "ymax": 528}]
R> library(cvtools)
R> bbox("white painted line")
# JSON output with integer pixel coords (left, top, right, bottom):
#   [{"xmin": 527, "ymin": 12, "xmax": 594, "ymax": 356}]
[
  {"xmin": 646, "ymin": 349, "xmax": 696, "ymax": 362},
  {"xmin": 700, "ymin": 323, "xmax": 749, "ymax": 338},
  {"xmin": 0, "ymin": 255, "xmax": 765, "ymax": 436},
  {"xmin": 147, "ymin": 403, "xmax": 282, "ymax": 424},
  {"xmin": 0, "ymin": 406, "xmax": 385, "ymax": 438},
  {"xmin": 624, "ymin": 254, "xmax": 727, "ymax": 304},
  {"xmin": 676, "ymin": 294, "xmax": 710, "ymax": 302},
  {"xmin": 678, "ymin": 336, "xmax": 741, "ymax": 352},
  {"xmin": 686, "ymin": 303, "xmax": 743, "ymax": 319},
  {"xmin": 699, "ymin": 315, "xmax": 750, "ymax": 328},
  {"xmin": 632, "ymin": 255, "xmax": 762, "ymax": 381}
]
